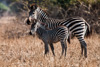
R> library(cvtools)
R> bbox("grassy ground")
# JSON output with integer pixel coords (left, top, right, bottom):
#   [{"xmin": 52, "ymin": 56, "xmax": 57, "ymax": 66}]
[{"xmin": 0, "ymin": 16, "xmax": 100, "ymax": 67}]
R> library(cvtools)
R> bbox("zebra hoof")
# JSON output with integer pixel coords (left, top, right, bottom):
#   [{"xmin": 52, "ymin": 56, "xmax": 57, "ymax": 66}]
[{"xmin": 85, "ymin": 55, "xmax": 87, "ymax": 58}]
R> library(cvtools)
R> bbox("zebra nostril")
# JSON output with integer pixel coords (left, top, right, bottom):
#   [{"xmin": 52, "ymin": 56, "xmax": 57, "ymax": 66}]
[
  {"xmin": 26, "ymin": 19, "xmax": 31, "ymax": 25},
  {"xmin": 29, "ymin": 31, "xmax": 32, "ymax": 35},
  {"xmin": 24, "ymin": 18, "xmax": 30, "ymax": 25}
]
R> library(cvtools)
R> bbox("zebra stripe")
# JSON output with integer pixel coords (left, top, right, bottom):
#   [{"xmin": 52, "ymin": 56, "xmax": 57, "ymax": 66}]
[{"xmin": 30, "ymin": 21, "xmax": 70, "ymax": 56}]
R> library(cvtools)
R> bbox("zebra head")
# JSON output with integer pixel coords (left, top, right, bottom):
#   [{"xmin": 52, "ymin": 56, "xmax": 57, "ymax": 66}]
[
  {"xmin": 29, "ymin": 21, "xmax": 41, "ymax": 35},
  {"xmin": 28, "ymin": 4, "xmax": 48, "ymax": 24},
  {"xmin": 29, "ymin": 20, "xmax": 46, "ymax": 35},
  {"xmin": 28, "ymin": 4, "xmax": 38, "ymax": 22},
  {"xmin": 25, "ymin": 4, "xmax": 37, "ymax": 25}
]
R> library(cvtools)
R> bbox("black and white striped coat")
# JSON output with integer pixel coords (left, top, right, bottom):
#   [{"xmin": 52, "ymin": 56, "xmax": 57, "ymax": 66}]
[{"xmin": 30, "ymin": 21, "xmax": 70, "ymax": 56}]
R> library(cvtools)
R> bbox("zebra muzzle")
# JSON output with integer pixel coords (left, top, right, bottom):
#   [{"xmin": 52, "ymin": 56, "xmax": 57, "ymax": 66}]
[{"xmin": 29, "ymin": 31, "xmax": 32, "ymax": 35}]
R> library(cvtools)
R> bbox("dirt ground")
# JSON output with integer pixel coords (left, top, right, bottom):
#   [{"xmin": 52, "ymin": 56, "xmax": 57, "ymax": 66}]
[{"xmin": 0, "ymin": 16, "xmax": 100, "ymax": 67}]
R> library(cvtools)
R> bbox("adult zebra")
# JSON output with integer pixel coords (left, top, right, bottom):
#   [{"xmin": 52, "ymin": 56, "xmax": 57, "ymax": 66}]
[{"xmin": 26, "ymin": 4, "xmax": 92, "ymax": 58}]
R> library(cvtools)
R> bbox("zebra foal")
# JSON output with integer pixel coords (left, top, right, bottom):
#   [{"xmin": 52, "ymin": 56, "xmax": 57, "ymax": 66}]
[
  {"xmin": 29, "ymin": 20, "xmax": 70, "ymax": 56},
  {"xmin": 26, "ymin": 4, "xmax": 92, "ymax": 57}
]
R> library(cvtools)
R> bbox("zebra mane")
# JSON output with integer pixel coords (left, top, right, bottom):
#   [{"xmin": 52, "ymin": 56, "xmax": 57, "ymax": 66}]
[{"xmin": 36, "ymin": 7, "xmax": 48, "ymax": 19}]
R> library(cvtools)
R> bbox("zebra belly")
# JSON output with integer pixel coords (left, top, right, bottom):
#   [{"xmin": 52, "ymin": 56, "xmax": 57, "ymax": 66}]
[{"xmin": 48, "ymin": 36, "xmax": 60, "ymax": 43}]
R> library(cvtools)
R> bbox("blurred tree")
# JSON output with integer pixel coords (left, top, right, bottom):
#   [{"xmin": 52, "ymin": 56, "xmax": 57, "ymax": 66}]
[
  {"xmin": 0, "ymin": 3, "xmax": 10, "ymax": 11},
  {"xmin": 0, "ymin": 0, "xmax": 100, "ymax": 15},
  {"xmin": 49, "ymin": 0, "xmax": 78, "ymax": 10}
]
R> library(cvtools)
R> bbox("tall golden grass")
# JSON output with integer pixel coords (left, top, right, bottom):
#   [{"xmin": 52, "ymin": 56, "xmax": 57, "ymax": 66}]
[{"xmin": 0, "ymin": 16, "xmax": 100, "ymax": 67}]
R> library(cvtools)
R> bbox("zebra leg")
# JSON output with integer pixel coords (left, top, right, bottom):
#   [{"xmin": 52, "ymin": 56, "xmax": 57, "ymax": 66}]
[
  {"xmin": 76, "ymin": 34, "xmax": 87, "ymax": 58},
  {"xmin": 80, "ymin": 41, "xmax": 87, "ymax": 58},
  {"xmin": 50, "ymin": 43, "xmax": 55, "ymax": 56},
  {"xmin": 60, "ymin": 41, "xmax": 65, "ymax": 56},
  {"xmin": 44, "ymin": 42, "xmax": 49, "ymax": 55},
  {"xmin": 64, "ymin": 40, "xmax": 67, "ymax": 56},
  {"xmin": 81, "ymin": 44, "xmax": 83, "ymax": 55}
]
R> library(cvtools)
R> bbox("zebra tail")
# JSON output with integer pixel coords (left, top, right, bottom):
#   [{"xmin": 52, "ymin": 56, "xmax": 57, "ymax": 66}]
[
  {"xmin": 68, "ymin": 34, "xmax": 70, "ymax": 44},
  {"xmin": 85, "ymin": 22, "xmax": 92, "ymax": 37}
]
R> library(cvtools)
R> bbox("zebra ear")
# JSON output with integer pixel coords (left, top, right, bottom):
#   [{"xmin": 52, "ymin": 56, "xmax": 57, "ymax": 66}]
[{"xmin": 29, "ymin": 4, "xmax": 37, "ymax": 10}]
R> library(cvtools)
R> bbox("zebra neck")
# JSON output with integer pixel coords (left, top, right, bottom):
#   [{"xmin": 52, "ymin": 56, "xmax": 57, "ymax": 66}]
[
  {"xmin": 37, "ymin": 7, "xmax": 48, "ymax": 23},
  {"xmin": 36, "ymin": 27, "xmax": 47, "ymax": 37},
  {"xmin": 39, "ymin": 15, "xmax": 47, "ymax": 23}
]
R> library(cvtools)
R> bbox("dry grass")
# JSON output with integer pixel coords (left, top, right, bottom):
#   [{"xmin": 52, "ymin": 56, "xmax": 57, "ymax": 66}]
[{"xmin": 0, "ymin": 16, "xmax": 100, "ymax": 67}]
